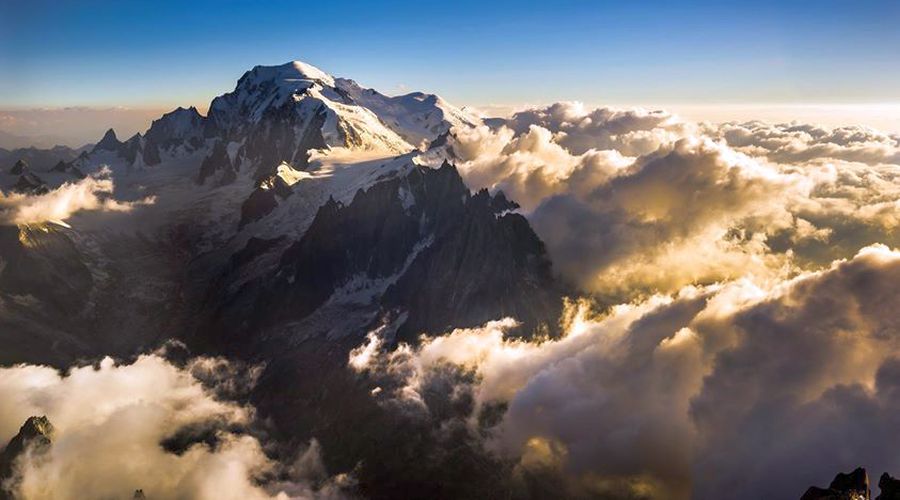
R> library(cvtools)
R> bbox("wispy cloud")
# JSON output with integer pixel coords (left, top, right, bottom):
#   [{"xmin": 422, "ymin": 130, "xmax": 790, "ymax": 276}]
[{"xmin": 0, "ymin": 168, "xmax": 155, "ymax": 226}]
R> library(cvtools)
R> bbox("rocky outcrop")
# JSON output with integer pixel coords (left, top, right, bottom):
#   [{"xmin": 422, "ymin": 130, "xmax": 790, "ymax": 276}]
[
  {"xmin": 1, "ymin": 146, "xmax": 88, "ymax": 173},
  {"xmin": 91, "ymin": 128, "xmax": 123, "ymax": 154},
  {"xmin": 141, "ymin": 138, "xmax": 161, "ymax": 166},
  {"xmin": 51, "ymin": 160, "xmax": 86, "ymax": 179},
  {"xmin": 384, "ymin": 184, "xmax": 561, "ymax": 341},
  {"xmin": 121, "ymin": 134, "xmax": 144, "ymax": 164},
  {"xmin": 0, "ymin": 224, "xmax": 92, "ymax": 314},
  {"xmin": 0, "ymin": 416, "xmax": 54, "ymax": 500},
  {"xmin": 803, "ymin": 468, "xmax": 900, "ymax": 500},
  {"xmin": 12, "ymin": 172, "xmax": 48, "ymax": 195},
  {"xmin": 0, "ymin": 224, "xmax": 94, "ymax": 365},
  {"xmin": 802, "ymin": 468, "xmax": 870, "ymax": 500},
  {"xmin": 197, "ymin": 140, "xmax": 234, "ymax": 185},
  {"xmin": 240, "ymin": 102, "xmax": 327, "ymax": 181},
  {"xmin": 145, "ymin": 106, "xmax": 205, "ymax": 151},
  {"xmin": 9, "ymin": 159, "xmax": 27, "ymax": 175},
  {"xmin": 238, "ymin": 163, "xmax": 302, "ymax": 226},
  {"xmin": 209, "ymin": 161, "xmax": 564, "ymax": 344},
  {"xmin": 87, "ymin": 128, "xmax": 164, "ymax": 167},
  {"xmin": 238, "ymin": 187, "xmax": 279, "ymax": 227},
  {"xmin": 877, "ymin": 474, "xmax": 900, "ymax": 500},
  {"xmin": 50, "ymin": 160, "xmax": 86, "ymax": 179}
]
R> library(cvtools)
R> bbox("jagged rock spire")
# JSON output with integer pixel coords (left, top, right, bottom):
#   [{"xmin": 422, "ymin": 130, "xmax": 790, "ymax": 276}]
[
  {"xmin": 0, "ymin": 416, "xmax": 54, "ymax": 500},
  {"xmin": 92, "ymin": 128, "xmax": 122, "ymax": 153},
  {"xmin": 9, "ymin": 159, "xmax": 27, "ymax": 175},
  {"xmin": 801, "ymin": 467, "xmax": 870, "ymax": 500}
]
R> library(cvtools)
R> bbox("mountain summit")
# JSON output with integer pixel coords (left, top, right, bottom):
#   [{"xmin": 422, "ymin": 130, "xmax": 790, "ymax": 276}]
[{"xmin": 206, "ymin": 60, "xmax": 477, "ymax": 163}]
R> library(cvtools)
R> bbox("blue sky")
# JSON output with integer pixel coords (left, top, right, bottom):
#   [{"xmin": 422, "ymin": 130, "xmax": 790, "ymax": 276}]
[{"xmin": 1, "ymin": 0, "xmax": 899, "ymax": 110}]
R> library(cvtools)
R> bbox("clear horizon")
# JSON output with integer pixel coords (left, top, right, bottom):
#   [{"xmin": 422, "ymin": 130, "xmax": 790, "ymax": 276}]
[{"xmin": 3, "ymin": 1, "xmax": 900, "ymax": 138}]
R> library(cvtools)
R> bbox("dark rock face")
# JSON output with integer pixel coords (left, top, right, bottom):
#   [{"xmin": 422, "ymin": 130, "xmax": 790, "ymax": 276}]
[
  {"xmin": 1, "ymin": 146, "xmax": 88, "ymax": 173},
  {"xmin": 197, "ymin": 140, "xmax": 233, "ymax": 185},
  {"xmin": 0, "ymin": 224, "xmax": 94, "ymax": 365},
  {"xmin": 237, "ymin": 164, "xmax": 298, "ymax": 227},
  {"xmin": 0, "ymin": 225, "xmax": 93, "ymax": 315},
  {"xmin": 802, "ymin": 468, "xmax": 870, "ymax": 500},
  {"xmin": 238, "ymin": 186, "xmax": 279, "ymax": 228},
  {"xmin": 87, "ymin": 128, "xmax": 165, "ymax": 167},
  {"xmin": 121, "ymin": 134, "xmax": 144, "ymax": 164},
  {"xmin": 91, "ymin": 128, "xmax": 122, "ymax": 153},
  {"xmin": 877, "ymin": 474, "xmax": 900, "ymax": 500},
  {"xmin": 196, "ymin": 155, "xmax": 567, "ymax": 496},
  {"xmin": 12, "ymin": 172, "xmax": 48, "ymax": 195},
  {"xmin": 145, "ymin": 106, "xmax": 205, "ymax": 151},
  {"xmin": 9, "ymin": 159, "xmax": 27, "ymax": 175},
  {"xmin": 0, "ymin": 416, "xmax": 54, "ymax": 500},
  {"xmin": 50, "ymin": 158, "xmax": 86, "ymax": 179},
  {"xmin": 208, "ymin": 161, "xmax": 564, "ymax": 344},
  {"xmin": 209, "ymin": 80, "xmax": 327, "ymax": 181},
  {"xmin": 190, "ymin": 159, "xmax": 566, "ymax": 499},
  {"xmin": 384, "ymin": 186, "xmax": 560, "ymax": 341},
  {"xmin": 141, "ymin": 138, "xmax": 161, "ymax": 166}
]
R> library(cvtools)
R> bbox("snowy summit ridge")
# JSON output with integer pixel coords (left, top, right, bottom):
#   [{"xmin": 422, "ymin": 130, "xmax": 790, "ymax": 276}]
[{"xmin": 206, "ymin": 60, "xmax": 479, "ymax": 154}]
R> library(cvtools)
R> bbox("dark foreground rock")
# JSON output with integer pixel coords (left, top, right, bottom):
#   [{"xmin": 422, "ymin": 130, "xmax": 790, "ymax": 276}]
[
  {"xmin": 0, "ymin": 416, "xmax": 54, "ymax": 500},
  {"xmin": 801, "ymin": 468, "xmax": 870, "ymax": 500},
  {"xmin": 877, "ymin": 473, "xmax": 900, "ymax": 500}
]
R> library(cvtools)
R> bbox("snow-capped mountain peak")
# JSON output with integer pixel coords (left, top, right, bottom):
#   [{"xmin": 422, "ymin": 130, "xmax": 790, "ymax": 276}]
[
  {"xmin": 18, "ymin": 60, "xmax": 486, "ymax": 221},
  {"xmin": 247, "ymin": 61, "xmax": 336, "ymax": 88},
  {"xmin": 92, "ymin": 128, "xmax": 122, "ymax": 153},
  {"xmin": 208, "ymin": 61, "xmax": 338, "ymax": 127},
  {"xmin": 333, "ymin": 79, "xmax": 480, "ymax": 148},
  {"xmin": 206, "ymin": 60, "xmax": 481, "ymax": 157}
]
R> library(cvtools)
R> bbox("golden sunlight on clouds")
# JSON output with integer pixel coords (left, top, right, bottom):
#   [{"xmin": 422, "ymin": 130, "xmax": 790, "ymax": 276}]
[{"xmin": 351, "ymin": 245, "xmax": 900, "ymax": 499}]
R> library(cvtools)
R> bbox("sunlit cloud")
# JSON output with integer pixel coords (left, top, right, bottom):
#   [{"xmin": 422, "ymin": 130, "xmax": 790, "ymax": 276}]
[
  {"xmin": 351, "ymin": 246, "xmax": 900, "ymax": 499},
  {"xmin": 0, "ymin": 167, "xmax": 155, "ymax": 226}
]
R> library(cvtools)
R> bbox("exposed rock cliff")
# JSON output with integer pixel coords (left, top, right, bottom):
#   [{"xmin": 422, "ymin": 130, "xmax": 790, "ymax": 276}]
[{"xmin": 0, "ymin": 416, "xmax": 54, "ymax": 500}]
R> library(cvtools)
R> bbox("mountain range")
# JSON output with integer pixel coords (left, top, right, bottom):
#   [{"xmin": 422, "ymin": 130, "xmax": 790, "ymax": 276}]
[{"xmin": 0, "ymin": 61, "xmax": 568, "ymax": 498}]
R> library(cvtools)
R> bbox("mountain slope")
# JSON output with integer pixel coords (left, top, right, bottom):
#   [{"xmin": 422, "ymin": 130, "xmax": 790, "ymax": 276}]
[
  {"xmin": 198, "ymin": 160, "xmax": 563, "ymax": 348},
  {"xmin": 0, "ymin": 60, "xmax": 566, "ymax": 499}
]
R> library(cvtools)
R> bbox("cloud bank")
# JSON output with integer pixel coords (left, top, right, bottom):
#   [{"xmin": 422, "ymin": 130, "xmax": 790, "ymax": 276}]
[
  {"xmin": 0, "ymin": 354, "xmax": 350, "ymax": 500},
  {"xmin": 352, "ymin": 245, "xmax": 900, "ymax": 499},
  {"xmin": 450, "ymin": 102, "xmax": 900, "ymax": 299},
  {"xmin": 0, "ymin": 168, "xmax": 154, "ymax": 226},
  {"xmin": 348, "ymin": 102, "xmax": 900, "ymax": 498}
]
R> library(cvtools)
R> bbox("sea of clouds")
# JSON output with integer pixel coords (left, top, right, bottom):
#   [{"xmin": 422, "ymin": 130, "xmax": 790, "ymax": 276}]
[
  {"xmin": 2, "ymin": 102, "xmax": 900, "ymax": 498},
  {"xmin": 353, "ymin": 104, "xmax": 900, "ymax": 498}
]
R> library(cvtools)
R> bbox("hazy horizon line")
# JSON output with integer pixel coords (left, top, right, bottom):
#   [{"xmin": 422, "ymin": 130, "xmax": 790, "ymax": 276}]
[{"xmin": 2, "ymin": 101, "xmax": 899, "ymax": 150}]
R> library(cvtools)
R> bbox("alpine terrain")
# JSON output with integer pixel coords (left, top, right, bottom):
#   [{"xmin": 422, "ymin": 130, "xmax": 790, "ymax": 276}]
[{"xmin": 0, "ymin": 61, "xmax": 567, "ymax": 499}]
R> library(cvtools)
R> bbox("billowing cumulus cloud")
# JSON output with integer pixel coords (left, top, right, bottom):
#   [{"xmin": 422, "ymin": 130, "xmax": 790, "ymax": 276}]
[
  {"xmin": 349, "ymin": 104, "xmax": 900, "ymax": 498},
  {"xmin": 709, "ymin": 120, "xmax": 900, "ymax": 165},
  {"xmin": 0, "ymin": 168, "xmax": 154, "ymax": 226},
  {"xmin": 452, "ymin": 123, "xmax": 632, "ymax": 212},
  {"xmin": 449, "ymin": 103, "xmax": 900, "ymax": 299},
  {"xmin": 500, "ymin": 102, "xmax": 692, "ymax": 157},
  {"xmin": 351, "ymin": 245, "xmax": 900, "ymax": 499},
  {"xmin": 0, "ymin": 354, "xmax": 350, "ymax": 500}
]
